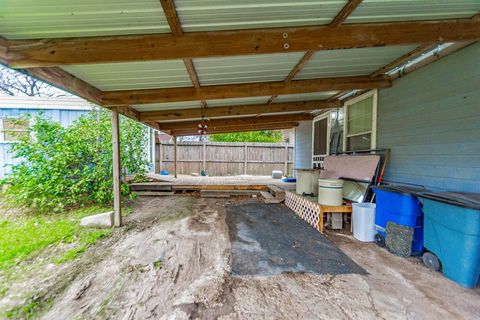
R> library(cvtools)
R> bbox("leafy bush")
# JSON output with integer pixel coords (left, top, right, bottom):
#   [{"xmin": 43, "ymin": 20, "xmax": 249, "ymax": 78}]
[
  {"xmin": 0, "ymin": 109, "xmax": 148, "ymax": 212},
  {"xmin": 210, "ymin": 130, "xmax": 282, "ymax": 143}
]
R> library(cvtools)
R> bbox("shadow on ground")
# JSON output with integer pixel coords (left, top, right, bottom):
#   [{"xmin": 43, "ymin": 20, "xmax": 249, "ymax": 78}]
[{"xmin": 225, "ymin": 201, "xmax": 366, "ymax": 276}]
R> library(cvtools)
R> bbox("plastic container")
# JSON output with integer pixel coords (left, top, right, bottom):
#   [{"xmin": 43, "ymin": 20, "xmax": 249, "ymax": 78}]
[
  {"xmin": 353, "ymin": 203, "xmax": 377, "ymax": 242},
  {"xmin": 318, "ymin": 179, "xmax": 344, "ymax": 206},
  {"xmin": 419, "ymin": 192, "xmax": 480, "ymax": 288},
  {"xmin": 296, "ymin": 169, "xmax": 321, "ymax": 196},
  {"xmin": 373, "ymin": 185, "xmax": 424, "ymax": 254}
]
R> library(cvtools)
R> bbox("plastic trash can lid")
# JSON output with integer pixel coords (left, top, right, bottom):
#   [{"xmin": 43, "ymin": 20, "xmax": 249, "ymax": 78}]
[
  {"xmin": 373, "ymin": 184, "xmax": 427, "ymax": 196},
  {"xmin": 418, "ymin": 192, "xmax": 480, "ymax": 210}
]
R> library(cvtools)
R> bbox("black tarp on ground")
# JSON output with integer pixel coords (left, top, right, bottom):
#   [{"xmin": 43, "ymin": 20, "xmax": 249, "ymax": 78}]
[{"xmin": 225, "ymin": 201, "xmax": 366, "ymax": 276}]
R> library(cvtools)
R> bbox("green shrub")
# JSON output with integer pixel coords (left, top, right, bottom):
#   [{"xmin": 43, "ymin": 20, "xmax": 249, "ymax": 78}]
[
  {"xmin": 0, "ymin": 108, "xmax": 148, "ymax": 212},
  {"xmin": 210, "ymin": 130, "xmax": 282, "ymax": 143}
]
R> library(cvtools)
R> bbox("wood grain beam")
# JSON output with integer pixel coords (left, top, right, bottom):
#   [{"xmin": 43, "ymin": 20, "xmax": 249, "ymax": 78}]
[
  {"xmin": 388, "ymin": 41, "xmax": 475, "ymax": 80},
  {"xmin": 102, "ymin": 75, "xmax": 391, "ymax": 105},
  {"xmin": 370, "ymin": 43, "xmax": 439, "ymax": 77},
  {"xmin": 329, "ymin": 0, "xmax": 363, "ymax": 27},
  {"xmin": 139, "ymin": 100, "xmax": 340, "ymax": 121},
  {"xmin": 6, "ymin": 18, "xmax": 480, "ymax": 68},
  {"xmin": 268, "ymin": 50, "xmax": 316, "ymax": 104},
  {"xmin": 20, "ymin": 67, "xmax": 103, "ymax": 104},
  {"xmin": 157, "ymin": 113, "xmax": 313, "ymax": 130},
  {"xmin": 159, "ymin": 0, "xmax": 183, "ymax": 35},
  {"xmin": 172, "ymin": 122, "xmax": 299, "ymax": 136},
  {"xmin": 0, "ymin": 37, "xmax": 8, "ymax": 65}
]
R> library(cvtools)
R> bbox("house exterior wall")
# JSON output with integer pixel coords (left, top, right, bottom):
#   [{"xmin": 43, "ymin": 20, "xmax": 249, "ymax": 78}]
[
  {"xmin": 0, "ymin": 107, "xmax": 90, "ymax": 178},
  {"xmin": 294, "ymin": 121, "xmax": 313, "ymax": 172},
  {"xmin": 377, "ymin": 43, "xmax": 480, "ymax": 193}
]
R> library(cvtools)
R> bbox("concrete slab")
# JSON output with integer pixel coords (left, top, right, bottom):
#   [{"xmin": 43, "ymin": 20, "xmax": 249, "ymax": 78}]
[{"xmin": 80, "ymin": 211, "xmax": 114, "ymax": 228}]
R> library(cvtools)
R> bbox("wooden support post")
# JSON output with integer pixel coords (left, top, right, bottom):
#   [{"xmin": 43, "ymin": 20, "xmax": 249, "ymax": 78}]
[
  {"xmin": 174, "ymin": 136, "xmax": 178, "ymax": 178},
  {"xmin": 202, "ymin": 142, "xmax": 207, "ymax": 172},
  {"xmin": 159, "ymin": 141, "xmax": 163, "ymax": 172},
  {"xmin": 284, "ymin": 144, "xmax": 289, "ymax": 176},
  {"xmin": 111, "ymin": 107, "xmax": 122, "ymax": 227},
  {"xmin": 244, "ymin": 144, "xmax": 248, "ymax": 175}
]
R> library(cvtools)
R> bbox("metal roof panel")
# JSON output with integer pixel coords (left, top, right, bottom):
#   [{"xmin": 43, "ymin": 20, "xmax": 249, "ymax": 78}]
[
  {"xmin": 296, "ymin": 45, "xmax": 418, "ymax": 79},
  {"xmin": 62, "ymin": 60, "xmax": 193, "ymax": 91},
  {"xmin": 175, "ymin": 0, "xmax": 346, "ymax": 32},
  {"xmin": 347, "ymin": 0, "xmax": 480, "ymax": 23},
  {"xmin": 0, "ymin": 0, "xmax": 170, "ymax": 39},
  {"xmin": 194, "ymin": 52, "xmax": 306, "ymax": 85}
]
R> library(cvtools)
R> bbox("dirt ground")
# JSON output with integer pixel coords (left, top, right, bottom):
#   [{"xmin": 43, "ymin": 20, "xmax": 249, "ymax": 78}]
[{"xmin": 6, "ymin": 196, "xmax": 480, "ymax": 319}]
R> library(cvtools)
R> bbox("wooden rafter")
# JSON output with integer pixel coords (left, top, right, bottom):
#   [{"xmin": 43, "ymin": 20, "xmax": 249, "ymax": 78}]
[
  {"xmin": 268, "ymin": 50, "xmax": 315, "ymax": 104},
  {"xmin": 139, "ymin": 100, "xmax": 340, "ymax": 121},
  {"xmin": 159, "ymin": 0, "xmax": 183, "ymax": 35},
  {"xmin": 5, "ymin": 18, "xmax": 480, "ymax": 68},
  {"xmin": 20, "ymin": 67, "xmax": 103, "ymax": 105},
  {"xmin": 0, "ymin": 37, "xmax": 7, "ymax": 64},
  {"xmin": 388, "ymin": 41, "xmax": 476, "ymax": 80},
  {"xmin": 329, "ymin": 0, "xmax": 364, "ymax": 27},
  {"xmin": 171, "ymin": 122, "xmax": 299, "ymax": 136},
  {"xmin": 157, "ymin": 113, "xmax": 313, "ymax": 130},
  {"xmin": 370, "ymin": 43, "xmax": 439, "ymax": 77},
  {"xmin": 102, "ymin": 75, "xmax": 391, "ymax": 105}
]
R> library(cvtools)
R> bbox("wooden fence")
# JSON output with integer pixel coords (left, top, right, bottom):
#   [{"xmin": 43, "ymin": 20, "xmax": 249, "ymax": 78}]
[{"xmin": 156, "ymin": 141, "xmax": 294, "ymax": 176}]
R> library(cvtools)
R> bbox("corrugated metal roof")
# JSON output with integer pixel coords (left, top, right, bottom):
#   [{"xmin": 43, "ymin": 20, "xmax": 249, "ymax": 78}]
[
  {"xmin": 132, "ymin": 101, "xmax": 201, "ymax": 112},
  {"xmin": 194, "ymin": 52, "xmax": 306, "ymax": 85},
  {"xmin": 206, "ymin": 96, "xmax": 271, "ymax": 107},
  {"xmin": 62, "ymin": 60, "xmax": 193, "ymax": 91},
  {"xmin": 275, "ymin": 91, "xmax": 339, "ymax": 102},
  {"xmin": 175, "ymin": 0, "xmax": 346, "ymax": 32},
  {"xmin": 296, "ymin": 45, "xmax": 418, "ymax": 79},
  {"xmin": 0, "ymin": 0, "xmax": 170, "ymax": 39},
  {"xmin": 347, "ymin": 0, "xmax": 480, "ymax": 23}
]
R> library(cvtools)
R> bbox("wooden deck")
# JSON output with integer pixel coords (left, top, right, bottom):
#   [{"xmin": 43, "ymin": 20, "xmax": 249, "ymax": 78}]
[{"xmin": 147, "ymin": 174, "xmax": 296, "ymax": 190}]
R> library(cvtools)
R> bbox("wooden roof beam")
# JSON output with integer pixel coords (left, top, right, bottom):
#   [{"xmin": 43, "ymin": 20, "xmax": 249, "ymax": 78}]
[
  {"xmin": 268, "ymin": 50, "xmax": 315, "ymax": 104},
  {"xmin": 102, "ymin": 75, "xmax": 391, "ymax": 105},
  {"xmin": 139, "ymin": 99, "xmax": 340, "ymax": 121},
  {"xmin": 172, "ymin": 122, "xmax": 300, "ymax": 136},
  {"xmin": 329, "ymin": 0, "xmax": 363, "ymax": 27},
  {"xmin": 159, "ymin": 0, "xmax": 183, "ymax": 36},
  {"xmin": 5, "ymin": 18, "xmax": 480, "ymax": 68},
  {"xmin": 157, "ymin": 113, "xmax": 313, "ymax": 131}
]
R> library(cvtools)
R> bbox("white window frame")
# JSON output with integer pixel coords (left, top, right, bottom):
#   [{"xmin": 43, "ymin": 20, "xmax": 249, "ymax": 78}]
[
  {"xmin": 0, "ymin": 117, "xmax": 30, "ymax": 143},
  {"xmin": 343, "ymin": 89, "xmax": 378, "ymax": 152},
  {"xmin": 311, "ymin": 111, "xmax": 331, "ymax": 169}
]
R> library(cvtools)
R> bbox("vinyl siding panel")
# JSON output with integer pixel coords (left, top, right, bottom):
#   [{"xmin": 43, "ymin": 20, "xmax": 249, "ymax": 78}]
[
  {"xmin": 377, "ymin": 43, "xmax": 480, "ymax": 193},
  {"xmin": 0, "ymin": 108, "xmax": 90, "ymax": 178},
  {"xmin": 294, "ymin": 121, "xmax": 313, "ymax": 172}
]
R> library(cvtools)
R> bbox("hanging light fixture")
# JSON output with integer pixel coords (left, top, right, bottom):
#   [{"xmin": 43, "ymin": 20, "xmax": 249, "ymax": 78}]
[{"xmin": 198, "ymin": 101, "xmax": 208, "ymax": 135}]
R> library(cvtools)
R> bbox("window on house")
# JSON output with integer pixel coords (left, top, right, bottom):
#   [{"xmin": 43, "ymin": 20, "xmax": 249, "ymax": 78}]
[
  {"xmin": 343, "ymin": 90, "xmax": 377, "ymax": 152},
  {"xmin": 0, "ymin": 118, "xmax": 30, "ymax": 142}
]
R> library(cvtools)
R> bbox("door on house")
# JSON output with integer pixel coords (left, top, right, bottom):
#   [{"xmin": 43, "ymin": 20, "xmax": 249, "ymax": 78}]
[{"xmin": 312, "ymin": 113, "xmax": 330, "ymax": 169}]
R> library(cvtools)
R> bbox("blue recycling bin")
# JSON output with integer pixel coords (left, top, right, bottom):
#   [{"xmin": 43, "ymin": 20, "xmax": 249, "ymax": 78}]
[
  {"xmin": 419, "ymin": 192, "xmax": 480, "ymax": 288},
  {"xmin": 373, "ymin": 186, "xmax": 425, "ymax": 255}
]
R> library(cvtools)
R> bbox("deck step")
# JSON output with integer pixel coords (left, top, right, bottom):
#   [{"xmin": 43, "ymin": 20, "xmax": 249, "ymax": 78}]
[
  {"xmin": 260, "ymin": 191, "xmax": 283, "ymax": 204},
  {"xmin": 200, "ymin": 190, "xmax": 260, "ymax": 198},
  {"xmin": 267, "ymin": 185, "xmax": 285, "ymax": 201},
  {"xmin": 131, "ymin": 182, "xmax": 173, "ymax": 192},
  {"xmin": 135, "ymin": 191, "xmax": 175, "ymax": 196}
]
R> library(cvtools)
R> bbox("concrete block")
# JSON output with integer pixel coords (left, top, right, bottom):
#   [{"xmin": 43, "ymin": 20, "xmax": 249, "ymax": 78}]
[{"xmin": 80, "ymin": 211, "xmax": 114, "ymax": 228}]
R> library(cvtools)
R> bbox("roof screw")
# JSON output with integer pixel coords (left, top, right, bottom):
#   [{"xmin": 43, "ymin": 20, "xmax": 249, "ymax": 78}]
[
  {"xmin": 282, "ymin": 32, "xmax": 288, "ymax": 39},
  {"xmin": 284, "ymin": 43, "xmax": 290, "ymax": 49}
]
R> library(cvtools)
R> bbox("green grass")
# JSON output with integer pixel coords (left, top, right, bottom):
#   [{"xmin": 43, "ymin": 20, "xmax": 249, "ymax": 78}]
[{"xmin": 0, "ymin": 204, "xmax": 114, "ymax": 271}]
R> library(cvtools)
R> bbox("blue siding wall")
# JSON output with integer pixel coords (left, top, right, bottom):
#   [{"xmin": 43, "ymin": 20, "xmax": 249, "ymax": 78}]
[
  {"xmin": 294, "ymin": 121, "xmax": 313, "ymax": 171},
  {"xmin": 0, "ymin": 108, "xmax": 90, "ymax": 178},
  {"xmin": 377, "ymin": 43, "xmax": 480, "ymax": 193}
]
